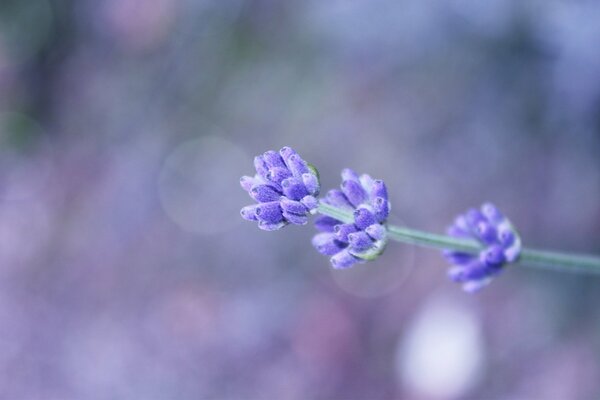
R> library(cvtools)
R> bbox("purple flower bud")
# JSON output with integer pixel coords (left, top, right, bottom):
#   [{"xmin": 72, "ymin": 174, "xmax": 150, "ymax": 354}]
[
  {"xmin": 283, "ymin": 211, "xmax": 308, "ymax": 225},
  {"xmin": 267, "ymin": 167, "xmax": 292, "ymax": 185},
  {"xmin": 279, "ymin": 146, "xmax": 296, "ymax": 163},
  {"xmin": 255, "ymin": 201, "xmax": 283, "ymax": 224},
  {"xmin": 240, "ymin": 175, "xmax": 256, "ymax": 192},
  {"xmin": 370, "ymin": 180, "xmax": 388, "ymax": 202},
  {"xmin": 476, "ymin": 221, "xmax": 497, "ymax": 245},
  {"xmin": 281, "ymin": 177, "xmax": 309, "ymax": 201},
  {"xmin": 254, "ymin": 156, "xmax": 269, "ymax": 179},
  {"xmin": 443, "ymin": 250, "xmax": 473, "ymax": 265},
  {"xmin": 444, "ymin": 203, "xmax": 521, "ymax": 292},
  {"xmin": 280, "ymin": 198, "xmax": 307, "ymax": 215},
  {"xmin": 448, "ymin": 260, "xmax": 489, "ymax": 282},
  {"xmin": 481, "ymin": 245, "xmax": 506, "ymax": 266},
  {"xmin": 263, "ymin": 150, "xmax": 286, "ymax": 169},
  {"xmin": 314, "ymin": 216, "xmax": 339, "ymax": 232},
  {"xmin": 240, "ymin": 205, "xmax": 259, "ymax": 221},
  {"xmin": 466, "ymin": 209, "xmax": 486, "ymax": 230},
  {"xmin": 302, "ymin": 173, "xmax": 320, "ymax": 196},
  {"xmin": 312, "ymin": 233, "xmax": 345, "ymax": 256},
  {"xmin": 334, "ymin": 223, "xmax": 358, "ymax": 243},
  {"xmin": 373, "ymin": 197, "xmax": 389, "ymax": 222},
  {"xmin": 301, "ymin": 195, "xmax": 318, "ymax": 211},
  {"xmin": 341, "ymin": 179, "xmax": 367, "ymax": 207},
  {"xmin": 285, "ymin": 154, "xmax": 309, "ymax": 178},
  {"xmin": 498, "ymin": 227, "xmax": 515, "ymax": 247},
  {"xmin": 330, "ymin": 249, "xmax": 359, "ymax": 269},
  {"xmin": 447, "ymin": 225, "xmax": 470, "ymax": 238},
  {"xmin": 341, "ymin": 168, "xmax": 360, "ymax": 182},
  {"xmin": 348, "ymin": 231, "xmax": 374, "ymax": 252},
  {"xmin": 365, "ymin": 224, "xmax": 386, "ymax": 241},
  {"xmin": 250, "ymin": 185, "xmax": 281, "ymax": 202},
  {"xmin": 354, "ymin": 208, "xmax": 376, "ymax": 230},
  {"xmin": 481, "ymin": 203, "xmax": 504, "ymax": 224},
  {"xmin": 325, "ymin": 189, "xmax": 353, "ymax": 209}
]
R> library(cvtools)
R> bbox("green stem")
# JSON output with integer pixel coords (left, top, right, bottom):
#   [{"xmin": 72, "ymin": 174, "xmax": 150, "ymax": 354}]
[{"xmin": 317, "ymin": 202, "xmax": 600, "ymax": 274}]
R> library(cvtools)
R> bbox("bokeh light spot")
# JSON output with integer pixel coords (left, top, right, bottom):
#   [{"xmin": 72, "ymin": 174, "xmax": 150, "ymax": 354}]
[
  {"xmin": 397, "ymin": 296, "xmax": 484, "ymax": 399},
  {"xmin": 158, "ymin": 135, "xmax": 249, "ymax": 234}
]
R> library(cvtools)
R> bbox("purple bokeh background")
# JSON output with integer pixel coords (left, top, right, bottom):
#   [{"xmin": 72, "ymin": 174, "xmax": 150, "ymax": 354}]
[{"xmin": 1, "ymin": 1, "xmax": 600, "ymax": 399}]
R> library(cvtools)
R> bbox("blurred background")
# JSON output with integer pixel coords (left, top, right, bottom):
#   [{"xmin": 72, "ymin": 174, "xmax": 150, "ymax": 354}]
[{"xmin": 1, "ymin": 0, "xmax": 600, "ymax": 399}]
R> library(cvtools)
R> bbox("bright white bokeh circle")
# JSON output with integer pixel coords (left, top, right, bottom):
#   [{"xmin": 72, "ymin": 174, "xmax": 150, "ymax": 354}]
[{"xmin": 397, "ymin": 296, "xmax": 485, "ymax": 399}]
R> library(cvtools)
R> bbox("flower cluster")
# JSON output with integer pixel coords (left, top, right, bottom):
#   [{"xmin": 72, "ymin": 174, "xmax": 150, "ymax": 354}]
[
  {"xmin": 240, "ymin": 147, "xmax": 320, "ymax": 231},
  {"xmin": 444, "ymin": 203, "xmax": 522, "ymax": 292},
  {"xmin": 239, "ymin": 147, "xmax": 529, "ymax": 293},
  {"xmin": 312, "ymin": 169, "xmax": 390, "ymax": 269}
]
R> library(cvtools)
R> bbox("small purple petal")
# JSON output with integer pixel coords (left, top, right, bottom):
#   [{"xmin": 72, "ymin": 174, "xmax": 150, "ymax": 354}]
[
  {"xmin": 443, "ymin": 250, "xmax": 475, "ymax": 265},
  {"xmin": 370, "ymin": 179, "xmax": 388, "ymax": 202},
  {"xmin": 480, "ymin": 245, "xmax": 506, "ymax": 266},
  {"xmin": 454, "ymin": 215, "xmax": 470, "ymax": 233},
  {"xmin": 334, "ymin": 223, "xmax": 358, "ymax": 243},
  {"xmin": 300, "ymin": 195, "xmax": 318, "ymax": 211},
  {"xmin": 279, "ymin": 146, "xmax": 296, "ymax": 163},
  {"xmin": 359, "ymin": 174, "xmax": 375, "ymax": 193},
  {"xmin": 281, "ymin": 177, "xmax": 309, "ymax": 201},
  {"xmin": 498, "ymin": 227, "xmax": 515, "ymax": 247},
  {"xmin": 330, "ymin": 249, "xmax": 359, "ymax": 269},
  {"xmin": 503, "ymin": 245, "xmax": 521, "ymax": 263},
  {"xmin": 476, "ymin": 221, "xmax": 497, "ymax": 245},
  {"xmin": 267, "ymin": 167, "xmax": 292, "ymax": 184},
  {"xmin": 314, "ymin": 216, "xmax": 341, "ymax": 232},
  {"xmin": 240, "ymin": 205, "xmax": 259, "ymax": 221},
  {"xmin": 341, "ymin": 168, "xmax": 360, "ymax": 182},
  {"xmin": 325, "ymin": 189, "xmax": 353, "ymax": 209},
  {"xmin": 466, "ymin": 209, "xmax": 486, "ymax": 231},
  {"xmin": 481, "ymin": 203, "xmax": 504, "ymax": 224},
  {"xmin": 341, "ymin": 179, "xmax": 367, "ymax": 207},
  {"xmin": 447, "ymin": 225, "xmax": 470, "ymax": 238},
  {"xmin": 365, "ymin": 224, "xmax": 386, "ymax": 241},
  {"xmin": 283, "ymin": 211, "xmax": 308, "ymax": 225},
  {"xmin": 254, "ymin": 156, "xmax": 269, "ymax": 179},
  {"xmin": 312, "ymin": 233, "xmax": 345, "ymax": 256},
  {"xmin": 250, "ymin": 185, "xmax": 281, "ymax": 202},
  {"xmin": 448, "ymin": 260, "xmax": 489, "ymax": 282},
  {"xmin": 348, "ymin": 231, "xmax": 374, "ymax": 252},
  {"xmin": 302, "ymin": 173, "xmax": 320, "ymax": 196},
  {"xmin": 280, "ymin": 198, "xmax": 307, "ymax": 215},
  {"xmin": 372, "ymin": 197, "xmax": 389, "ymax": 222},
  {"xmin": 285, "ymin": 154, "xmax": 309, "ymax": 178},
  {"xmin": 240, "ymin": 176, "xmax": 256, "ymax": 192},
  {"xmin": 255, "ymin": 201, "xmax": 283, "ymax": 224},
  {"xmin": 263, "ymin": 150, "xmax": 286, "ymax": 169},
  {"xmin": 354, "ymin": 208, "xmax": 376, "ymax": 230}
]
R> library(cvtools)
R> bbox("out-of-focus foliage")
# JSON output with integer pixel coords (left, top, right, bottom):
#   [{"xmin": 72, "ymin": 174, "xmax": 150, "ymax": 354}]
[{"xmin": 0, "ymin": 1, "xmax": 599, "ymax": 399}]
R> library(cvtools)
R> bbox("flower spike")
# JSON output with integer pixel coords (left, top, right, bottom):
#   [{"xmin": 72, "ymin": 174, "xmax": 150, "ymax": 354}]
[
  {"xmin": 240, "ymin": 147, "xmax": 320, "ymax": 230},
  {"xmin": 312, "ymin": 169, "xmax": 390, "ymax": 269},
  {"xmin": 444, "ymin": 203, "xmax": 522, "ymax": 292}
]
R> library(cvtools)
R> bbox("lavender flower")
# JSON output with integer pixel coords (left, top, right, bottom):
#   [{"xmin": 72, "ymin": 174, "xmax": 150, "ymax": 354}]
[
  {"xmin": 240, "ymin": 147, "xmax": 320, "ymax": 231},
  {"xmin": 312, "ymin": 169, "xmax": 390, "ymax": 269},
  {"xmin": 444, "ymin": 203, "xmax": 522, "ymax": 292}
]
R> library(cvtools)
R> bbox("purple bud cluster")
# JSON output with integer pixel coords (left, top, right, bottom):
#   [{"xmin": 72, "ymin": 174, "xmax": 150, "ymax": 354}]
[
  {"xmin": 445, "ymin": 203, "xmax": 521, "ymax": 292},
  {"xmin": 240, "ymin": 147, "xmax": 320, "ymax": 231},
  {"xmin": 312, "ymin": 169, "xmax": 390, "ymax": 269}
]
